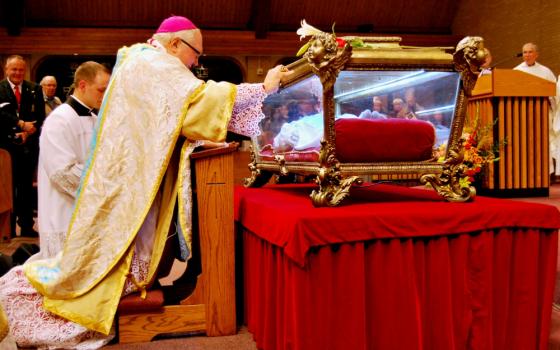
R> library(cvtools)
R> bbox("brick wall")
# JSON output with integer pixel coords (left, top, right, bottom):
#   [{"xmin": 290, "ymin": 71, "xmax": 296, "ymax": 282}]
[{"xmin": 452, "ymin": 0, "xmax": 560, "ymax": 77}]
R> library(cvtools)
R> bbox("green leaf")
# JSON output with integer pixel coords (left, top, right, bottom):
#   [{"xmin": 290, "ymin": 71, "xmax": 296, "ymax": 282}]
[
  {"xmin": 349, "ymin": 38, "xmax": 365, "ymax": 48},
  {"xmin": 459, "ymin": 177, "xmax": 470, "ymax": 188},
  {"xmin": 296, "ymin": 41, "xmax": 311, "ymax": 57}
]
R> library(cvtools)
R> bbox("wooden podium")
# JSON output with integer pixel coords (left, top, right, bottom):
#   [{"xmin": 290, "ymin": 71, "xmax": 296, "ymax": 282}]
[
  {"xmin": 468, "ymin": 69, "xmax": 556, "ymax": 196},
  {"xmin": 118, "ymin": 144, "xmax": 237, "ymax": 343},
  {"xmin": 186, "ymin": 144, "xmax": 237, "ymax": 336}
]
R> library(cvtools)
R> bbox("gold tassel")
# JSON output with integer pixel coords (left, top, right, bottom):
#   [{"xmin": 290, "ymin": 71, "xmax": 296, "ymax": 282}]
[{"xmin": 126, "ymin": 273, "xmax": 148, "ymax": 299}]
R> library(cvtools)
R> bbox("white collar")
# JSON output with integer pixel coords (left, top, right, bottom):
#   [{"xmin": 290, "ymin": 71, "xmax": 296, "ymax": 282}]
[
  {"xmin": 7, "ymin": 79, "xmax": 22, "ymax": 91},
  {"xmin": 70, "ymin": 95, "xmax": 91, "ymax": 110}
]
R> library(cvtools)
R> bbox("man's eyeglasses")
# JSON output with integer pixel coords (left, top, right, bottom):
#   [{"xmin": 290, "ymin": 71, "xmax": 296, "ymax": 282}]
[{"xmin": 179, "ymin": 38, "xmax": 203, "ymax": 58}]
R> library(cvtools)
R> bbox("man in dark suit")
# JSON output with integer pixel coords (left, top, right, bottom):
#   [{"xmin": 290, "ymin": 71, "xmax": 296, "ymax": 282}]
[{"xmin": 0, "ymin": 55, "xmax": 45, "ymax": 237}]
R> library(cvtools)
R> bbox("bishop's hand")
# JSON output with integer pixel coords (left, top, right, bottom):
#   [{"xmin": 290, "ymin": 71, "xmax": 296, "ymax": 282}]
[{"xmin": 263, "ymin": 65, "xmax": 293, "ymax": 94}]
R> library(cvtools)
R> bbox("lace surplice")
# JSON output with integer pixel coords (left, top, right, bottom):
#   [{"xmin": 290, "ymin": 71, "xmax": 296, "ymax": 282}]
[{"xmin": 0, "ymin": 256, "xmax": 149, "ymax": 349}]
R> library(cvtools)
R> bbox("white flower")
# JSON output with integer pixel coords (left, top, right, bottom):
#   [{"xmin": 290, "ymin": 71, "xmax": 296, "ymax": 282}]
[{"xmin": 296, "ymin": 19, "xmax": 323, "ymax": 41}]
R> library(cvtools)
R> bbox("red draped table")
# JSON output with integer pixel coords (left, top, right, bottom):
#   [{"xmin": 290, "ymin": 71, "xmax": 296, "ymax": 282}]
[{"xmin": 235, "ymin": 184, "xmax": 560, "ymax": 350}]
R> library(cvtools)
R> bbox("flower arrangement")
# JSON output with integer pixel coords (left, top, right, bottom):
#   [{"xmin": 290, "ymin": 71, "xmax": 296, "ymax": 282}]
[
  {"xmin": 295, "ymin": 20, "xmax": 360, "ymax": 57},
  {"xmin": 436, "ymin": 115, "xmax": 505, "ymax": 188}
]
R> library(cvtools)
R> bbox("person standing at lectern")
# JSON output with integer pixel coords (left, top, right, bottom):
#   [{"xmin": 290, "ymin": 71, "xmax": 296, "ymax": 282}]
[
  {"xmin": 514, "ymin": 42, "xmax": 556, "ymax": 83},
  {"xmin": 514, "ymin": 42, "xmax": 559, "ymax": 177}
]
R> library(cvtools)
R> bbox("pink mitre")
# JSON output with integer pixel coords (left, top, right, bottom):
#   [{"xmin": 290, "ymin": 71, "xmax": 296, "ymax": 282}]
[{"xmin": 156, "ymin": 16, "xmax": 198, "ymax": 33}]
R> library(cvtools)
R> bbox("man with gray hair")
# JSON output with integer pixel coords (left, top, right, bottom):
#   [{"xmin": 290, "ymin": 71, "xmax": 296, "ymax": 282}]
[
  {"xmin": 0, "ymin": 61, "xmax": 111, "ymax": 348},
  {"xmin": 514, "ymin": 42, "xmax": 559, "ymax": 177},
  {"xmin": 39, "ymin": 75, "xmax": 62, "ymax": 116},
  {"xmin": 0, "ymin": 16, "xmax": 290, "ymax": 348},
  {"xmin": 514, "ymin": 42, "xmax": 556, "ymax": 82},
  {"xmin": 0, "ymin": 55, "xmax": 45, "ymax": 238}
]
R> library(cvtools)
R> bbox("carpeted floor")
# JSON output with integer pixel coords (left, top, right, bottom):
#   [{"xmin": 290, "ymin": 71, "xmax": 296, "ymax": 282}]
[
  {"xmin": 105, "ymin": 326, "xmax": 257, "ymax": 350},
  {"xmin": 512, "ymin": 183, "xmax": 560, "ymax": 210},
  {"xmin": 3, "ymin": 184, "xmax": 560, "ymax": 349}
]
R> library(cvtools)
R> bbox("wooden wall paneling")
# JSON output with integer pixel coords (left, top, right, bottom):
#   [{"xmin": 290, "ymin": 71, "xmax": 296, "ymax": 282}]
[{"xmin": 453, "ymin": 0, "xmax": 560, "ymax": 79}]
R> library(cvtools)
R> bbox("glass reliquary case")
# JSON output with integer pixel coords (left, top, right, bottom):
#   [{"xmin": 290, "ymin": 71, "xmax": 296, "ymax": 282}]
[{"xmin": 245, "ymin": 24, "xmax": 488, "ymax": 206}]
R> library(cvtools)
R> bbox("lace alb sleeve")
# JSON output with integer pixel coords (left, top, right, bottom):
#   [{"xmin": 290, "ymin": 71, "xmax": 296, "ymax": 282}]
[
  {"xmin": 228, "ymin": 83, "xmax": 267, "ymax": 137},
  {"xmin": 50, "ymin": 163, "xmax": 83, "ymax": 198}
]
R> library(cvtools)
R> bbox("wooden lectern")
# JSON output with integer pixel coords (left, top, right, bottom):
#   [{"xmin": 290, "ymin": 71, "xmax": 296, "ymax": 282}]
[
  {"xmin": 118, "ymin": 144, "xmax": 237, "ymax": 343},
  {"xmin": 468, "ymin": 69, "xmax": 556, "ymax": 196},
  {"xmin": 186, "ymin": 144, "xmax": 237, "ymax": 335}
]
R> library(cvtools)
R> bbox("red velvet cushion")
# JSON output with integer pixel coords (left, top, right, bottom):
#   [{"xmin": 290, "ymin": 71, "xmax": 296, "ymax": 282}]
[
  {"xmin": 335, "ymin": 118, "xmax": 435, "ymax": 162},
  {"xmin": 118, "ymin": 289, "xmax": 164, "ymax": 315}
]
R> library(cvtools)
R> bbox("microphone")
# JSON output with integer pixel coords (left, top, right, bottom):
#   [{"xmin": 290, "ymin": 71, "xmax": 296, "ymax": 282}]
[{"xmin": 490, "ymin": 52, "xmax": 522, "ymax": 69}]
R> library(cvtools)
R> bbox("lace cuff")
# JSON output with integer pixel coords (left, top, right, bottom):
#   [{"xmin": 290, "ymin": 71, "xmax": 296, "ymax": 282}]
[
  {"xmin": 50, "ymin": 163, "xmax": 83, "ymax": 198},
  {"xmin": 228, "ymin": 83, "xmax": 267, "ymax": 137}
]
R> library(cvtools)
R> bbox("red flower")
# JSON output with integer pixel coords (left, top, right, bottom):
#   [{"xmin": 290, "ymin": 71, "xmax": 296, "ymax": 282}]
[{"xmin": 336, "ymin": 38, "xmax": 346, "ymax": 48}]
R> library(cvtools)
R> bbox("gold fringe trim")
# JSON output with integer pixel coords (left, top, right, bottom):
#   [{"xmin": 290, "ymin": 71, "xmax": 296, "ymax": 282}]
[{"xmin": 126, "ymin": 273, "xmax": 148, "ymax": 299}]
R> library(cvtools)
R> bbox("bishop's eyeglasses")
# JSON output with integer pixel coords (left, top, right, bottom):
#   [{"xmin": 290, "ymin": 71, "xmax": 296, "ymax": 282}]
[{"xmin": 180, "ymin": 38, "xmax": 203, "ymax": 58}]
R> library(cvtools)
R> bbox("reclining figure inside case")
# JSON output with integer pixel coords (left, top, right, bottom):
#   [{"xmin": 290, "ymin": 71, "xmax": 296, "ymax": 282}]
[{"xmin": 266, "ymin": 112, "xmax": 438, "ymax": 164}]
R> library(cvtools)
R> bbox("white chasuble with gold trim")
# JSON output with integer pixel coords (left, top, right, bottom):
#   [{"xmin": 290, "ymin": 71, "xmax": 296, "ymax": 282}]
[{"xmin": 23, "ymin": 43, "xmax": 237, "ymax": 334}]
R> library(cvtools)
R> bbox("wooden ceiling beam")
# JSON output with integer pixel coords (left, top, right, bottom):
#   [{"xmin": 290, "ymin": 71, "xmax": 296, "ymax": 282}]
[
  {"xmin": 248, "ymin": 0, "xmax": 271, "ymax": 39},
  {"xmin": 1, "ymin": 0, "xmax": 25, "ymax": 36},
  {"xmin": 0, "ymin": 27, "xmax": 462, "ymax": 57}
]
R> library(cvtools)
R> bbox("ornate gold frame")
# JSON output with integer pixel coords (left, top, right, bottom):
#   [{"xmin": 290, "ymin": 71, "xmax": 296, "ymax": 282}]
[{"xmin": 245, "ymin": 34, "xmax": 487, "ymax": 206}]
